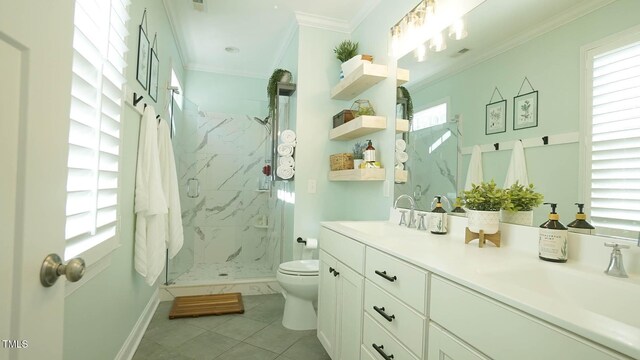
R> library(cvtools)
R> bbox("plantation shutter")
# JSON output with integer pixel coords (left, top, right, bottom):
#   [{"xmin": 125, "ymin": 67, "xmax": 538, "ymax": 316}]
[
  {"xmin": 589, "ymin": 39, "xmax": 640, "ymax": 239},
  {"xmin": 65, "ymin": 0, "xmax": 130, "ymax": 260}
]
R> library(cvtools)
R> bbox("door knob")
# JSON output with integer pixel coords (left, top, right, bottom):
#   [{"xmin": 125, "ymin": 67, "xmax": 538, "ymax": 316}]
[{"xmin": 40, "ymin": 254, "xmax": 85, "ymax": 287}]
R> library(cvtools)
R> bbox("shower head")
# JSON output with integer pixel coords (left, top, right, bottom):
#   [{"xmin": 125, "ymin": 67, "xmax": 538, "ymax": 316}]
[{"xmin": 253, "ymin": 116, "xmax": 270, "ymax": 125}]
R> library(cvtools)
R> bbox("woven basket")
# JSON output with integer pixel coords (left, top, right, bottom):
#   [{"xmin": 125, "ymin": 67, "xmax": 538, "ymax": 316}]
[{"xmin": 330, "ymin": 153, "xmax": 354, "ymax": 171}]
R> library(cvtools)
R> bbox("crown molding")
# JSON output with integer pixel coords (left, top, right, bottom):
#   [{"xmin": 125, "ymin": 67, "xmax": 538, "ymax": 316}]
[
  {"xmin": 408, "ymin": 0, "xmax": 616, "ymax": 91},
  {"xmin": 185, "ymin": 63, "xmax": 268, "ymax": 80},
  {"xmin": 295, "ymin": 11, "xmax": 350, "ymax": 33}
]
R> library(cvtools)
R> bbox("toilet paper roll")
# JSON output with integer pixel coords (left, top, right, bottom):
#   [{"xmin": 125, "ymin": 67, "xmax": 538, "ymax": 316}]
[{"xmin": 304, "ymin": 238, "xmax": 318, "ymax": 250}]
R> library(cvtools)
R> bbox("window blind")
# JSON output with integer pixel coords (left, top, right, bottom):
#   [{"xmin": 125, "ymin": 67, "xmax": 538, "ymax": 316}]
[
  {"xmin": 589, "ymin": 40, "xmax": 640, "ymax": 239},
  {"xmin": 65, "ymin": 0, "xmax": 130, "ymax": 260}
]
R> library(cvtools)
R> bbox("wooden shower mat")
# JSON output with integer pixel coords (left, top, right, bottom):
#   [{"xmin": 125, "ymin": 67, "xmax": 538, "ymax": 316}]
[{"xmin": 169, "ymin": 293, "xmax": 244, "ymax": 319}]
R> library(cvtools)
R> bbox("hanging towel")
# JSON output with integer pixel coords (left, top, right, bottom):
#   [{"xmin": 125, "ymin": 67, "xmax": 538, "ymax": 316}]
[
  {"xmin": 504, "ymin": 140, "xmax": 529, "ymax": 188},
  {"xmin": 464, "ymin": 145, "xmax": 484, "ymax": 190},
  {"xmin": 134, "ymin": 106, "xmax": 168, "ymax": 286},
  {"xmin": 158, "ymin": 120, "xmax": 184, "ymax": 259}
]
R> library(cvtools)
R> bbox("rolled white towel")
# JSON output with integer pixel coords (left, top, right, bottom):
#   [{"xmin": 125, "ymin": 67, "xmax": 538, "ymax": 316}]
[
  {"xmin": 279, "ymin": 156, "xmax": 295, "ymax": 168},
  {"xmin": 276, "ymin": 166, "xmax": 295, "ymax": 180},
  {"xmin": 396, "ymin": 151, "xmax": 409, "ymax": 163},
  {"xmin": 395, "ymin": 163, "xmax": 404, "ymax": 170},
  {"xmin": 395, "ymin": 139, "xmax": 407, "ymax": 151},
  {"xmin": 280, "ymin": 129, "xmax": 297, "ymax": 144},
  {"xmin": 277, "ymin": 143, "xmax": 294, "ymax": 156}
]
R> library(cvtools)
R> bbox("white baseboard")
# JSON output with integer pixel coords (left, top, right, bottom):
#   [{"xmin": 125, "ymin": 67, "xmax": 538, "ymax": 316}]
[{"xmin": 115, "ymin": 288, "xmax": 159, "ymax": 360}]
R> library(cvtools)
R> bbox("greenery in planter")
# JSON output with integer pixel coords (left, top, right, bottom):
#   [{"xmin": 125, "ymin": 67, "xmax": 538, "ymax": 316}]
[
  {"xmin": 503, "ymin": 181, "xmax": 544, "ymax": 212},
  {"xmin": 352, "ymin": 141, "xmax": 366, "ymax": 160},
  {"xmin": 462, "ymin": 180, "xmax": 509, "ymax": 211},
  {"xmin": 397, "ymin": 86, "xmax": 414, "ymax": 121},
  {"xmin": 334, "ymin": 40, "xmax": 359, "ymax": 63},
  {"xmin": 267, "ymin": 68, "xmax": 292, "ymax": 117}
]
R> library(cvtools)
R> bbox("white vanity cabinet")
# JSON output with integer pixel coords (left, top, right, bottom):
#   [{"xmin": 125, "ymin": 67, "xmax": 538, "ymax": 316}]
[
  {"xmin": 427, "ymin": 323, "xmax": 489, "ymax": 360},
  {"xmin": 318, "ymin": 228, "xmax": 365, "ymax": 360}
]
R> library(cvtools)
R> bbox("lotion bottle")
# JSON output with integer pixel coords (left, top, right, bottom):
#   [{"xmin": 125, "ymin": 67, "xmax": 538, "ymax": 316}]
[
  {"xmin": 363, "ymin": 140, "xmax": 376, "ymax": 162},
  {"xmin": 539, "ymin": 203, "xmax": 568, "ymax": 263},
  {"xmin": 429, "ymin": 196, "xmax": 448, "ymax": 235},
  {"xmin": 567, "ymin": 203, "xmax": 595, "ymax": 235}
]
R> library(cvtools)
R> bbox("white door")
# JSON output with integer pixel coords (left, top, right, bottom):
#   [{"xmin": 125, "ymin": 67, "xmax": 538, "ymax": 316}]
[{"xmin": 0, "ymin": 1, "xmax": 75, "ymax": 359}]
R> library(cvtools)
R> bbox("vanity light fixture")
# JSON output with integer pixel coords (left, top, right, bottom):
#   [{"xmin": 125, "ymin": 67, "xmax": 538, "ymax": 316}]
[
  {"xmin": 429, "ymin": 31, "xmax": 447, "ymax": 52},
  {"xmin": 448, "ymin": 18, "xmax": 468, "ymax": 40},
  {"xmin": 415, "ymin": 43, "xmax": 427, "ymax": 62}
]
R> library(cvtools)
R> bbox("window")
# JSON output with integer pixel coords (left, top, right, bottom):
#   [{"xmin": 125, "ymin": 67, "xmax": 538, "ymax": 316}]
[
  {"xmin": 412, "ymin": 102, "xmax": 447, "ymax": 132},
  {"xmin": 65, "ymin": 0, "xmax": 130, "ymax": 261},
  {"xmin": 584, "ymin": 30, "xmax": 640, "ymax": 240}
]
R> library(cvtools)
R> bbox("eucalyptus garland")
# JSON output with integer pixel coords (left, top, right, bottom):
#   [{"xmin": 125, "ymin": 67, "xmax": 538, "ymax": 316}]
[
  {"xmin": 267, "ymin": 68, "xmax": 291, "ymax": 117},
  {"xmin": 397, "ymin": 86, "xmax": 413, "ymax": 121}
]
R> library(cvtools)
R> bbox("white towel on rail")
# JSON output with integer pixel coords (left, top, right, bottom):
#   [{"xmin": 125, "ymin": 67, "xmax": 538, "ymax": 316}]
[
  {"xmin": 464, "ymin": 145, "xmax": 484, "ymax": 190},
  {"xmin": 504, "ymin": 140, "xmax": 529, "ymax": 188},
  {"xmin": 134, "ymin": 106, "xmax": 168, "ymax": 286},
  {"xmin": 158, "ymin": 120, "xmax": 184, "ymax": 259}
]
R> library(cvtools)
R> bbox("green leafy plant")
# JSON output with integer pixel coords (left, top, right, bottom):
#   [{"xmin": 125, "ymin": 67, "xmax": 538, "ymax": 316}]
[
  {"xmin": 356, "ymin": 106, "xmax": 375, "ymax": 116},
  {"xmin": 352, "ymin": 141, "xmax": 366, "ymax": 160},
  {"xmin": 503, "ymin": 181, "xmax": 544, "ymax": 212},
  {"xmin": 462, "ymin": 180, "xmax": 508, "ymax": 211},
  {"xmin": 397, "ymin": 86, "xmax": 413, "ymax": 121},
  {"xmin": 267, "ymin": 68, "xmax": 292, "ymax": 117},
  {"xmin": 334, "ymin": 40, "xmax": 359, "ymax": 63}
]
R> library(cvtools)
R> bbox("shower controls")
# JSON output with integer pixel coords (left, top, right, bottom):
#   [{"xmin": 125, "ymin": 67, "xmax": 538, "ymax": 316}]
[{"xmin": 187, "ymin": 178, "xmax": 200, "ymax": 198}]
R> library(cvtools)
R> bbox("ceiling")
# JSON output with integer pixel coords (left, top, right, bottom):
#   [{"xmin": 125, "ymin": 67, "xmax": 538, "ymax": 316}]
[
  {"xmin": 163, "ymin": 0, "xmax": 380, "ymax": 79},
  {"xmin": 163, "ymin": 0, "xmax": 614, "ymax": 81}
]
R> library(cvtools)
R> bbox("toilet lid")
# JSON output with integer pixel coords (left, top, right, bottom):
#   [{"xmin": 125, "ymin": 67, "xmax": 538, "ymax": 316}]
[{"xmin": 279, "ymin": 260, "xmax": 319, "ymax": 274}]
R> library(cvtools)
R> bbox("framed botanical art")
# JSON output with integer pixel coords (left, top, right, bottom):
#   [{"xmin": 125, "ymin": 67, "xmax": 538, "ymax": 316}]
[
  {"xmin": 486, "ymin": 99, "xmax": 507, "ymax": 135},
  {"xmin": 148, "ymin": 34, "xmax": 159, "ymax": 102},
  {"xmin": 513, "ymin": 90, "xmax": 538, "ymax": 130},
  {"xmin": 136, "ymin": 10, "xmax": 149, "ymax": 89}
]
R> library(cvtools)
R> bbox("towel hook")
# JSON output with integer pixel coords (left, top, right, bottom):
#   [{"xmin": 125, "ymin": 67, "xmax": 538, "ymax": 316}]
[
  {"xmin": 542, "ymin": 136, "xmax": 549, "ymax": 145},
  {"xmin": 133, "ymin": 93, "xmax": 144, "ymax": 106},
  {"xmin": 494, "ymin": 143, "xmax": 500, "ymax": 151}
]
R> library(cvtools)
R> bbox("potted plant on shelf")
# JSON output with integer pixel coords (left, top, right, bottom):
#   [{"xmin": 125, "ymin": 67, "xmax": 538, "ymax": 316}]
[
  {"xmin": 267, "ymin": 68, "xmax": 292, "ymax": 117},
  {"xmin": 501, "ymin": 181, "xmax": 544, "ymax": 226},
  {"xmin": 333, "ymin": 40, "xmax": 372, "ymax": 79},
  {"xmin": 352, "ymin": 141, "xmax": 366, "ymax": 169},
  {"xmin": 462, "ymin": 180, "xmax": 508, "ymax": 234}
]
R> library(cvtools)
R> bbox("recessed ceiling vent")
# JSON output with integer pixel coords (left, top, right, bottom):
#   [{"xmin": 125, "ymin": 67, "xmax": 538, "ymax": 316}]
[
  {"xmin": 192, "ymin": 0, "xmax": 206, "ymax": 12},
  {"xmin": 450, "ymin": 48, "xmax": 470, "ymax": 58}
]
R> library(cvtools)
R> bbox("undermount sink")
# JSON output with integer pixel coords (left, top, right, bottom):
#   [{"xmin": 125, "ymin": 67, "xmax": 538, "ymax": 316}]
[{"xmin": 481, "ymin": 265, "xmax": 640, "ymax": 329}]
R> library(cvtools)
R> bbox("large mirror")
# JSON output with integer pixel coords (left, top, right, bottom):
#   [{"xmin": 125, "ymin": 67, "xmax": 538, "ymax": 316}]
[{"xmin": 392, "ymin": 0, "xmax": 640, "ymax": 240}]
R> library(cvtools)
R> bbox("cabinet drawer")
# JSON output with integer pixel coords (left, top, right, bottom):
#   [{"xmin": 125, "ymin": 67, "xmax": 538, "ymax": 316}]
[
  {"xmin": 360, "ymin": 345, "xmax": 377, "ymax": 360},
  {"xmin": 365, "ymin": 247, "xmax": 426, "ymax": 313},
  {"xmin": 320, "ymin": 227, "xmax": 365, "ymax": 274},
  {"xmin": 430, "ymin": 276, "xmax": 627, "ymax": 360},
  {"xmin": 364, "ymin": 280, "xmax": 425, "ymax": 357},
  {"xmin": 427, "ymin": 322, "xmax": 489, "ymax": 360},
  {"xmin": 363, "ymin": 313, "xmax": 419, "ymax": 360}
]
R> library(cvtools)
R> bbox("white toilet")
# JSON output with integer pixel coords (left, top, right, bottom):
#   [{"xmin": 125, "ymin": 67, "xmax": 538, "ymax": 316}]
[{"xmin": 277, "ymin": 259, "xmax": 319, "ymax": 330}]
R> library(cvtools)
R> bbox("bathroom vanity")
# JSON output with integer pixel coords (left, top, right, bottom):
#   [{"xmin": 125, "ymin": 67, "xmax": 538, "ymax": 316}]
[{"xmin": 317, "ymin": 216, "xmax": 640, "ymax": 360}]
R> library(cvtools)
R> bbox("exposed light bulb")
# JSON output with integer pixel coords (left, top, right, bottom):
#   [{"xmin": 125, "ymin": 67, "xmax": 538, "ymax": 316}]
[
  {"xmin": 449, "ymin": 18, "xmax": 468, "ymax": 40},
  {"xmin": 429, "ymin": 32, "xmax": 447, "ymax": 52},
  {"xmin": 415, "ymin": 44, "xmax": 427, "ymax": 62}
]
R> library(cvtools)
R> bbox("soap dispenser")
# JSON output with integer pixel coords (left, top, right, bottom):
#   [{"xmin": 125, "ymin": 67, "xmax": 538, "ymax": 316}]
[
  {"xmin": 429, "ymin": 196, "xmax": 448, "ymax": 235},
  {"xmin": 363, "ymin": 140, "xmax": 376, "ymax": 162},
  {"xmin": 539, "ymin": 203, "xmax": 568, "ymax": 263},
  {"xmin": 567, "ymin": 203, "xmax": 595, "ymax": 235}
]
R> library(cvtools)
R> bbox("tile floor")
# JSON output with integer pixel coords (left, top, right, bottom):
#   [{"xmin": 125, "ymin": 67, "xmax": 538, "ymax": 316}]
[{"xmin": 132, "ymin": 293, "xmax": 330, "ymax": 360}]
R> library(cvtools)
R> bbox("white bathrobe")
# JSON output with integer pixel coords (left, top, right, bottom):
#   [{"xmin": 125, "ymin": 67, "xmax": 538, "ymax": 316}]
[
  {"xmin": 157, "ymin": 120, "xmax": 184, "ymax": 259},
  {"xmin": 134, "ymin": 106, "xmax": 168, "ymax": 285}
]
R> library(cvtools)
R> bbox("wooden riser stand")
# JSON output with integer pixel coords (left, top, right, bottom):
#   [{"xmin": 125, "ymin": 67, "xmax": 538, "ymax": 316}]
[{"xmin": 465, "ymin": 228, "xmax": 501, "ymax": 248}]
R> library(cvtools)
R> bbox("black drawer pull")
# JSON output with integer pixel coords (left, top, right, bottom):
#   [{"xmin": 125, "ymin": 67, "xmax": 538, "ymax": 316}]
[
  {"xmin": 333, "ymin": 269, "xmax": 340, "ymax": 277},
  {"xmin": 375, "ymin": 270, "xmax": 397, "ymax": 282},
  {"xmin": 373, "ymin": 306, "xmax": 395, "ymax": 322},
  {"xmin": 372, "ymin": 343, "xmax": 394, "ymax": 360},
  {"xmin": 329, "ymin": 267, "xmax": 335, "ymax": 274}
]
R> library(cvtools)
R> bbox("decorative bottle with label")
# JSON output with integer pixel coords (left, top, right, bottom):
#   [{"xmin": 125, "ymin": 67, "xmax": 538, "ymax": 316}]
[
  {"xmin": 429, "ymin": 196, "xmax": 448, "ymax": 235},
  {"xmin": 363, "ymin": 139, "xmax": 375, "ymax": 162},
  {"xmin": 539, "ymin": 203, "xmax": 568, "ymax": 263},
  {"xmin": 567, "ymin": 203, "xmax": 595, "ymax": 235}
]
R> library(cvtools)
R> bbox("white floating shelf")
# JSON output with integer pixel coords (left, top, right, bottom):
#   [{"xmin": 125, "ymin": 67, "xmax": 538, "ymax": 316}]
[
  {"xmin": 329, "ymin": 115, "xmax": 387, "ymax": 141},
  {"xmin": 394, "ymin": 169, "xmax": 408, "ymax": 183},
  {"xmin": 331, "ymin": 63, "xmax": 388, "ymax": 100},
  {"xmin": 396, "ymin": 119, "xmax": 409, "ymax": 133},
  {"xmin": 397, "ymin": 68, "xmax": 410, "ymax": 85},
  {"xmin": 328, "ymin": 168, "xmax": 386, "ymax": 181}
]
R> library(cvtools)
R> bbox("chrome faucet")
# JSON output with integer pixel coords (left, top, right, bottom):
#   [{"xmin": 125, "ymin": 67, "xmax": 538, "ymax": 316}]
[
  {"xmin": 394, "ymin": 194, "xmax": 416, "ymax": 228},
  {"xmin": 604, "ymin": 243, "xmax": 629, "ymax": 278}
]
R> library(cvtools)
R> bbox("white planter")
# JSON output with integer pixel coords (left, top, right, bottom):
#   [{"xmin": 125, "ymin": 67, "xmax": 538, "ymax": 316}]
[
  {"xmin": 353, "ymin": 159, "xmax": 364, "ymax": 169},
  {"xmin": 341, "ymin": 55, "xmax": 371, "ymax": 78},
  {"xmin": 466, "ymin": 210, "xmax": 500, "ymax": 234},
  {"xmin": 500, "ymin": 210, "xmax": 534, "ymax": 226}
]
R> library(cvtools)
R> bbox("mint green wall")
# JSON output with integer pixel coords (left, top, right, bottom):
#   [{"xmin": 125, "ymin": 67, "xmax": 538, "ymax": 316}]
[
  {"xmin": 408, "ymin": 0, "xmax": 640, "ymax": 224},
  {"xmin": 63, "ymin": 1, "xmax": 184, "ymax": 359},
  {"xmin": 184, "ymin": 70, "xmax": 267, "ymax": 115}
]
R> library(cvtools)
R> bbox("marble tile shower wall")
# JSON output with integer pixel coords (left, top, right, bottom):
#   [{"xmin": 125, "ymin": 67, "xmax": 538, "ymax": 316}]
[{"xmin": 168, "ymin": 110, "xmax": 281, "ymax": 282}]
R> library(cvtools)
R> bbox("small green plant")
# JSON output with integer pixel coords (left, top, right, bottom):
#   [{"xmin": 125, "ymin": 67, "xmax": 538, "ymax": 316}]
[
  {"xmin": 462, "ymin": 180, "xmax": 508, "ymax": 211},
  {"xmin": 334, "ymin": 40, "xmax": 359, "ymax": 63},
  {"xmin": 352, "ymin": 141, "xmax": 366, "ymax": 160},
  {"xmin": 267, "ymin": 68, "xmax": 292, "ymax": 117},
  {"xmin": 356, "ymin": 106, "xmax": 375, "ymax": 116},
  {"xmin": 503, "ymin": 181, "xmax": 544, "ymax": 212}
]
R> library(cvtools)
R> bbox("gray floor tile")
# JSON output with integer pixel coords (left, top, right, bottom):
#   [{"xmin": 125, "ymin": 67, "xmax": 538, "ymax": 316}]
[
  {"xmin": 215, "ymin": 343, "xmax": 279, "ymax": 360},
  {"xmin": 182, "ymin": 313, "xmax": 234, "ymax": 331},
  {"xmin": 145, "ymin": 320, "xmax": 207, "ymax": 348},
  {"xmin": 132, "ymin": 338, "xmax": 191, "ymax": 360},
  {"xmin": 240, "ymin": 296, "xmax": 285, "ymax": 324},
  {"xmin": 174, "ymin": 331, "xmax": 239, "ymax": 360},
  {"xmin": 213, "ymin": 316, "xmax": 270, "ymax": 341},
  {"xmin": 280, "ymin": 334, "xmax": 330, "ymax": 360},
  {"xmin": 243, "ymin": 321, "xmax": 312, "ymax": 354}
]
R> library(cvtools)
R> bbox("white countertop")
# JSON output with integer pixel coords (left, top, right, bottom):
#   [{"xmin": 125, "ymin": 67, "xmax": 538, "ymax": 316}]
[{"xmin": 320, "ymin": 216, "xmax": 640, "ymax": 359}]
